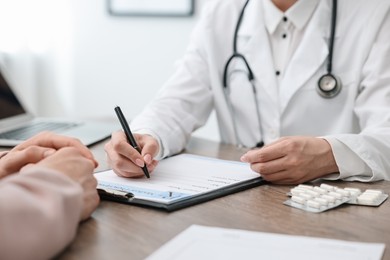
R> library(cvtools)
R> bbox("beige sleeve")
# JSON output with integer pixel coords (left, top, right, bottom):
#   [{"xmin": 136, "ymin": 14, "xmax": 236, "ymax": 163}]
[{"xmin": 0, "ymin": 166, "xmax": 83, "ymax": 260}]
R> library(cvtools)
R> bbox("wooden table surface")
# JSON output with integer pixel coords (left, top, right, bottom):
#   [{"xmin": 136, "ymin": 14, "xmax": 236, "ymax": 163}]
[{"xmin": 57, "ymin": 137, "xmax": 390, "ymax": 260}]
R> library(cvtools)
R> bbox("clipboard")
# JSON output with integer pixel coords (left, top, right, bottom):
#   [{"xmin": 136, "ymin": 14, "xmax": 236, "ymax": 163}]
[{"xmin": 95, "ymin": 154, "xmax": 265, "ymax": 212}]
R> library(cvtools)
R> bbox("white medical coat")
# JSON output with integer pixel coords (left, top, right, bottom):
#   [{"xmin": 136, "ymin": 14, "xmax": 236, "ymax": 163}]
[{"xmin": 131, "ymin": 0, "xmax": 390, "ymax": 182}]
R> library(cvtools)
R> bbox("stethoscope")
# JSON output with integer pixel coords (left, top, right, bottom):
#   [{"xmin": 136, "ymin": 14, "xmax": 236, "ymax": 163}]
[{"xmin": 222, "ymin": 0, "xmax": 341, "ymax": 148}]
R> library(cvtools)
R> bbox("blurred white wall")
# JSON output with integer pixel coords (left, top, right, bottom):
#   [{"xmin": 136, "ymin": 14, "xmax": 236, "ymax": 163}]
[{"xmin": 0, "ymin": 0, "xmax": 220, "ymax": 141}]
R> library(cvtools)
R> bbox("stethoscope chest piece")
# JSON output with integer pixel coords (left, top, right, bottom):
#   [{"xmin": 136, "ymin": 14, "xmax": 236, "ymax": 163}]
[{"xmin": 317, "ymin": 73, "xmax": 342, "ymax": 98}]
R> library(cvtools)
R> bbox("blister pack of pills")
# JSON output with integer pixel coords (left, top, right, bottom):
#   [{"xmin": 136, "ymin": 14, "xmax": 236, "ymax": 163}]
[{"xmin": 284, "ymin": 184, "xmax": 388, "ymax": 213}]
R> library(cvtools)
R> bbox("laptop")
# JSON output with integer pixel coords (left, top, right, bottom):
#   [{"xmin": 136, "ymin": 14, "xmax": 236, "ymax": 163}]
[{"xmin": 0, "ymin": 69, "xmax": 119, "ymax": 147}]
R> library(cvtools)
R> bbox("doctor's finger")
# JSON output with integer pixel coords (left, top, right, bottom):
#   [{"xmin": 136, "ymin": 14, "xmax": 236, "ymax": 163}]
[
  {"xmin": 250, "ymin": 157, "xmax": 287, "ymax": 175},
  {"xmin": 112, "ymin": 168, "xmax": 145, "ymax": 178},
  {"xmin": 106, "ymin": 141, "xmax": 159, "ymax": 177},
  {"xmin": 109, "ymin": 131, "xmax": 146, "ymax": 167},
  {"xmin": 111, "ymin": 130, "xmax": 128, "ymax": 142},
  {"xmin": 105, "ymin": 141, "xmax": 139, "ymax": 169},
  {"xmin": 110, "ymin": 158, "xmax": 158, "ymax": 178},
  {"xmin": 241, "ymin": 143, "xmax": 286, "ymax": 163},
  {"xmin": 136, "ymin": 135, "xmax": 159, "ymax": 163},
  {"xmin": 106, "ymin": 149, "xmax": 144, "ymax": 177},
  {"xmin": 145, "ymin": 160, "xmax": 159, "ymax": 174}
]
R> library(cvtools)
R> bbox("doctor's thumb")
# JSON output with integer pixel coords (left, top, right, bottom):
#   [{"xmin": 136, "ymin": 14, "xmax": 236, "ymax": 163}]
[
  {"xmin": 140, "ymin": 136, "xmax": 160, "ymax": 163},
  {"xmin": 240, "ymin": 154, "xmax": 249, "ymax": 163}
]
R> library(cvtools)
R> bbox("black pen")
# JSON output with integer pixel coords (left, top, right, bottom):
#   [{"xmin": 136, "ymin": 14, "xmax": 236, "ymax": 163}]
[{"xmin": 114, "ymin": 106, "xmax": 150, "ymax": 178}]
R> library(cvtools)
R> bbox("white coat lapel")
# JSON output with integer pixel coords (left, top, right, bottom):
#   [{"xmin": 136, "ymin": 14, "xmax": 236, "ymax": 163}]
[
  {"xmin": 236, "ymin": 0, "xmax": 278, "ymax": 106},
  {"xmin": 280, "ymin": 2, "xmax": 331, "ymax": 112}
]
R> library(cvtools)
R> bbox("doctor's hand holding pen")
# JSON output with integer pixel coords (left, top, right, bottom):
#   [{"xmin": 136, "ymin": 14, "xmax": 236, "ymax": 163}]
[
  {"xmin": 240, "ymin": 136, "xmax": 340, "ymax": 185},
  {"xmin": 105, "ymin": 131, "xmax": 159, "ymax": 178}
]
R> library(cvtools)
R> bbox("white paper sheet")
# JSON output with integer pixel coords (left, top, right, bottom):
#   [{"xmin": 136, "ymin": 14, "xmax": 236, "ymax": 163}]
[
  {"xmin": 147, "ymin": 225, "xmax": 385, "ymax": 260},
  {"xmin": 96, "ymin": 154, "xmax": 260, "ymax": 204}
]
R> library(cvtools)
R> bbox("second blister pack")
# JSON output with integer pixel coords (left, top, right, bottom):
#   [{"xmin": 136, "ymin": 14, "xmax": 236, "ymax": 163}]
[{"xmin": 284, "ymin": 184, "xmax": 388, "ymax": 213}]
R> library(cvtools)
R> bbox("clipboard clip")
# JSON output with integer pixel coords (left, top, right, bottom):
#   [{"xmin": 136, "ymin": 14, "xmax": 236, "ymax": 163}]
[{"xmin": 97, "ymin": 188, "xmax": 134, "ymax": 202}]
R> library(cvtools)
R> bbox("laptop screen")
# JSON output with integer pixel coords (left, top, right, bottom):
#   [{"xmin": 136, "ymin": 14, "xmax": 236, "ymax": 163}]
[{"xmin": 0, "ymin": 70, "xmax": 26, "ymax": 119}]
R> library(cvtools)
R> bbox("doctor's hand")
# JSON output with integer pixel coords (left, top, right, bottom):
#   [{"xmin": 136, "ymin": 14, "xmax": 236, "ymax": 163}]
[
  {"xmin": 240, "ymin": 136, "xmax": 339, "ymax": 184},
  {"xmin": 104, "ymin": 130, "xmax": 159, "ymax": 178}
]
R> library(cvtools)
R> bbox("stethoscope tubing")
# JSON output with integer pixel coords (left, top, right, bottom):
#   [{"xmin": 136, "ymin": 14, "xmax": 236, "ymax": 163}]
[{"xmin": 222, "ymin": 0, "xmax": 341, "ymax": 147}]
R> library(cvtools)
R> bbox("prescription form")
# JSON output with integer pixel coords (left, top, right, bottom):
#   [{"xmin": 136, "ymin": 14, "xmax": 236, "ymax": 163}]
[{"xmin": 96, "ymin": 154, "xmax": 261, "ymax": 205}]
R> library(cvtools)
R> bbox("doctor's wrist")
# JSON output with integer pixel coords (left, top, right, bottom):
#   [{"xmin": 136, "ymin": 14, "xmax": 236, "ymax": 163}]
[{"xmin": 318, "ymin": 138, "xmax": 340, "ymax": 176}]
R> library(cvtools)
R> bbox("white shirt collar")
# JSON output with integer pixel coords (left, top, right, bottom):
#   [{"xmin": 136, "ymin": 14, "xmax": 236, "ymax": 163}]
[{"xmin": 263, "ymin": 0, "xmax": 320, "ymax": 34}]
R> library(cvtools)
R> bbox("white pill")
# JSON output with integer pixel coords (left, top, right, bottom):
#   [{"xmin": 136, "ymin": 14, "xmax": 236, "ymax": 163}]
[
  {"xmin": 359, "ymin": 193, "xmax": 380, "ymax": 201},
  {"xmin": 307, "ymin": 200, "xmax": 321, "ymax": 209},
  {"xmin": 328, "ymin": 191, "xmax": 343, "ymax": 200},
  {"xmin": 292, "ymin": 196, "xmax": 306, "ymax": 204},
  {"xmin": 299, "ymin": 193, "xmax": 313, "ymax": 200},
  {"xmin": 313, "ymin": 186, "xmax": 328, "ymax": 194},
  {"xmin": 321, "ymin": 194, "xmax": 336, "ymax": 203},
  {"xmin": 344, "ymin": 187, "xmax": 362, "ymax": 193},
  {"xmin": 305, "ymin": 190, "xmax": 321, "ymax": 197},
  {"xmin": 298, "ymin": 184, "xmax": 313, "ymax": 190},
  {"xmin": 291, "ymin": 189, "xmax": 304, "ymax": 196},
  {"xmin": 357, "ymin": 196, "xmax": 377, "ymax": 204},
  {"xmin": 291, "ymin": 187, "xmax": 307, "ymax": 193},
  {"xmin": 320, "ymin": 183, "xmax": 336, "ymax": 191},
  {"xmin": 314, "ymin": 197, "xmax": 328, "ymax": 206},
  {"xmin": 335, "ymin": 189, "xmax": 350, "ymax": 197},
  {"xmin": 344, "ymin": 188, "xmax": 361, "ymax": 197},
  {"xmin": 364, "ymin": 189, "xmax": 383, "ymax": 195}
]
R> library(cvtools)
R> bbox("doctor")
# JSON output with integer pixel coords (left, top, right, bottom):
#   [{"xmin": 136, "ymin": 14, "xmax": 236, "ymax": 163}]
[{"xmin": 105, "ymin": 0, "xmax": 390, "ymax": 184}]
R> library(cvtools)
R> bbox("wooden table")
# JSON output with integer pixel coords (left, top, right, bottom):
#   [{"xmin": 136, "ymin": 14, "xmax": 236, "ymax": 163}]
[{"xmin": 58, "ymin": 137, "xmax": 390, "ymax": 260}]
